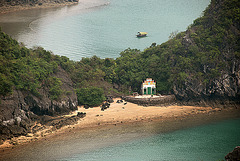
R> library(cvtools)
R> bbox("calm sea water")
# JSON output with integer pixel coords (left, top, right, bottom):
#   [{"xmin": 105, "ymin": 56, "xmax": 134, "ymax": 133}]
[
  {"xmin": 0, "ymin": 0, "xmax": 210, "ymax": 60},
  {"xmin": 63, "ymin": 118, "xmax": 240, "ymax": 161},
  {"xmin": 3, "ymin": 1, "xmax": 238, "ymax": 160}
]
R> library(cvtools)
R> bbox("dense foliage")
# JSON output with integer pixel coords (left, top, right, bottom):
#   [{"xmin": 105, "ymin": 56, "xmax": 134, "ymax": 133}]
[
  {"xmin": 1, "ymin": 0, "xmax": 239, "ymax": 104},
  {"xmin": 76, "ymin": 87, "xmax": 105, "ymax": 107},
  {"xmin": 0, "ymin": 30, "xmax": 73, "ymax": 100}
]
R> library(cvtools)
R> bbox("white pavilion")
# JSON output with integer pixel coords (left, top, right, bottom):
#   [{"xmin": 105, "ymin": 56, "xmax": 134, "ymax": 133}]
[{"xmin": 141, "ymin": 78, "xmax": 156, "ymax": 95}]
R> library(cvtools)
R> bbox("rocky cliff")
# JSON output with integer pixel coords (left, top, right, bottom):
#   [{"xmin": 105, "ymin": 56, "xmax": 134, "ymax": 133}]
[
  {"xmin": 0, "ymin": 67, "xmax": 78, "ymax": 143},
  {"xmin": 173, "ymin": 70, "xmax": 240, "ymax": 107}
]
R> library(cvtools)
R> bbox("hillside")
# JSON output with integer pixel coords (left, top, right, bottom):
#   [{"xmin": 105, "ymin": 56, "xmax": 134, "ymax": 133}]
[{"xmin": 1, "ymin": 0, "xmax": 240, "ymax": 143}]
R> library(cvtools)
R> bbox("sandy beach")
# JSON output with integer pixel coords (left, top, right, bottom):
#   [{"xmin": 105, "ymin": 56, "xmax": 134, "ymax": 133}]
[{"xmin": 1, "ymin": 98, "xmax": 239, "ymax": 153}]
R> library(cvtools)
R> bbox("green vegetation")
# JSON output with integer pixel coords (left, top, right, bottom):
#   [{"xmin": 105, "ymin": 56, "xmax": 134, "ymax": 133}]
[
  {"xmin": 76, "ymin": 87, "xmax": 105, "ymax": 107},
  {"xmin": 0, "ymin": 0, "xmax": 239, "ymax": 104},
  {"xmin": 0, "ymin": 30, "xmax": 73, "ymax": 100},
  {"xmin": 47, "ymin": 77, "xmax": 63, "ymax": 100}
]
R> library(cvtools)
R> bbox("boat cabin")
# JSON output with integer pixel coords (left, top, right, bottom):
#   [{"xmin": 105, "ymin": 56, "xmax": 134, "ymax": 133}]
[
  {"xmin": 141, "ymin": 78, "xmax": 156, "ymax": 95},
  {"xmin": 136, "ymin": 32, "xmax": 147, "ymax": 37}
]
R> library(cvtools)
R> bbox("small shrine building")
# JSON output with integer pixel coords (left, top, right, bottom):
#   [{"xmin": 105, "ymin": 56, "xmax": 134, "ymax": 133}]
[{"xmin": 141, "ymin": 78, "xmax": 156, "ymax": 95}]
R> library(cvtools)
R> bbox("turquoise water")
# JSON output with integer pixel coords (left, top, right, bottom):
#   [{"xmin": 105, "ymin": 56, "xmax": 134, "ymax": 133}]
[
  {"xmin": 1, "ymin": 1, "xmax": 239, "ymax": 161},
  {"xmin": 0, "ymin": 117, "xmax": 239, "ymax": 160},
  {"xmin": 64, "ymin": 118, "xmax": 240, "ymax": 161},
  {"xmin": 0, "ymin": 0, "xmax": 210, "ymax": 60}
]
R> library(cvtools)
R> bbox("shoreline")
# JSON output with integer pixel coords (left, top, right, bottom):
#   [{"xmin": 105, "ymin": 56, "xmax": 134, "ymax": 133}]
[
  {"xmin": 0, "ymin": 1, "xmax": 79, "ymax": 15},
  {"xmin": 0, "ymin": 98, "xmax": 240, "ymax": 154}
]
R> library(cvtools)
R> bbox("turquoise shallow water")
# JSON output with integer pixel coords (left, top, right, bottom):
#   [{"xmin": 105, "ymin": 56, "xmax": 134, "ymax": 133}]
[
  {"xmin": 0, "ymin": 0, "xmax": 210, "ymax": 60},
  {"xmin": 0, "ymin": 116, "xmax": 239, "ymax": 161},
  {"xmin": 63, "ymin": 118, "xmax": 240, "ymax": 161}
]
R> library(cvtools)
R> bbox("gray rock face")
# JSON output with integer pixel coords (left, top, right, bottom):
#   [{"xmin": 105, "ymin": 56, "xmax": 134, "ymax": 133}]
[
  {"xmin": 0, "ymin": 68, "xmax": 78, "ymax": 143},
  {"xmin": 173, "ymin": 59, "xmax": 240, "ymax": 107}
]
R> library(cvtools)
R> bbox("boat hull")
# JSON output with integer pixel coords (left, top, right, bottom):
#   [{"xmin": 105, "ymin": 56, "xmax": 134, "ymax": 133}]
[{"xmin": 136, "ymin": 34, "xmax": 147, "ymax": 37}]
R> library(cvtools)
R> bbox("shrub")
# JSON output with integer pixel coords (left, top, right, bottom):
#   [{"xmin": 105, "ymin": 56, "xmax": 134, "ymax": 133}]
[{"xmin": 76, "ymin": 87, "xmax": 105, "ymax": 107}]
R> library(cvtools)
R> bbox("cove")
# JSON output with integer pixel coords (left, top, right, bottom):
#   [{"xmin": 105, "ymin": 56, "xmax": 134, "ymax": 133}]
[{"xmin": 0, "ymin": 0, "xmax": 210, "ymax": 60}]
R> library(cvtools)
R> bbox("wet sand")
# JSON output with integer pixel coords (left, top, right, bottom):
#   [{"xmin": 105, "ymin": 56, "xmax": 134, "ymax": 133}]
[{"xmin": 0, "ymin": 98, "xmax": 240, "ymax": 160}]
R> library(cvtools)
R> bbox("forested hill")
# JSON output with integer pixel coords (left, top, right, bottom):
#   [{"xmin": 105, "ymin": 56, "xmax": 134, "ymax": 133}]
[{"xmin": 0, "ymin": 0, "xmax": 239, "ymax": 142}]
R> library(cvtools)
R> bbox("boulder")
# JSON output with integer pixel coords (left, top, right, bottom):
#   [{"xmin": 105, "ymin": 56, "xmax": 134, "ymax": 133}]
[
  {"xmin": 77, "ymin": 112, "xmax": 86, "ymax": 118},
  {"xmin": 106, "ymin": 96, "xmax": 114, "ymax": 103},
  {"xmin": 116, "ymin": 100, "xmax": 123, "ymax": 103},
  {"xmin": 225, "ymin": 146, "xmax": 240, "ymax": 161},
  {"xmin": 100, "ymin": 102, "xmax": 110, "ymax": 111},
  {"xmin": 84, "ymin": 105, "xmax": 89, "ymax": 109}
]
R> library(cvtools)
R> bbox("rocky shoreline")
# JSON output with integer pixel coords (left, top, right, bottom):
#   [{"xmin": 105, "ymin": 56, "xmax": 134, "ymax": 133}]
[
  {"xmin": 0, "ymin": 98, "xmax": 240, "ymax": 152},
  {"xmin": 0, "ymin": 111, "xmax": 86, "ymax": 147},
  {"xmin": 0, "ymin": 0, "xmax": 79, "ymax": 14},
  {"xmin": 0, "ymin": 102, "xmax": 239, "ymax": 160}
]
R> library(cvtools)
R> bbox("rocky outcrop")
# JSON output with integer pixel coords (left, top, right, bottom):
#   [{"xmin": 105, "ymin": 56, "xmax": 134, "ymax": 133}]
[
  {"xmin": 225, "ymin": 146, "xmax": 240, "ymax": 161},
  {"xmin": 0, "ymin": 67, "xmax": 78, "ymax": 143},
  {"xmin": 101, "ymin": 102, "xmax": 110, "ymax": 111},
  {"xmin": 173, "ymin": 62, "xmax": 240, "ymax": 108},
  {"xmin": 41, "ymin": 113, "xmax": 86, "ymax": 130}
]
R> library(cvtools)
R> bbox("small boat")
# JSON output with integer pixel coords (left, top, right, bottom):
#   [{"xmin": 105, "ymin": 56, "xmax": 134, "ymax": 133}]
[{"xmin": 136, "ymin": 32, "xmax": 147, "ymax": 37}]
